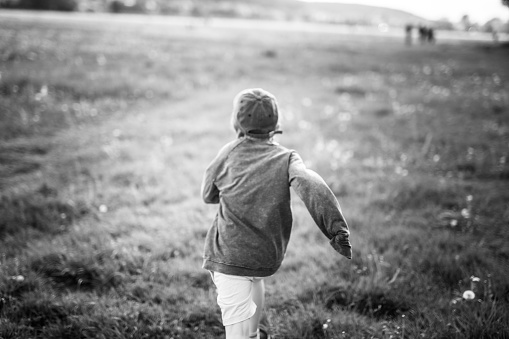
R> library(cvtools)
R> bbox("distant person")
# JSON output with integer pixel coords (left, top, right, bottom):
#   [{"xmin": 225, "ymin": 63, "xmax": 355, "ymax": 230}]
[
  {"xmin": 427, "ymin": 27, "xmax": 435, "ymax": 44},
  {"xmin": 492, "ymin": 30, "xmax": 499, "ymax": 44},
  {"xmin": 405, "ymin": 24, "xmax": 413, "ymax": 45},
  {"xmin": 418, "ymin": 25, "xmax": 427, "ymax": 44},
  {"xmin": 201, "ymin": 88, "xmax": 352, "ymax": 339}
]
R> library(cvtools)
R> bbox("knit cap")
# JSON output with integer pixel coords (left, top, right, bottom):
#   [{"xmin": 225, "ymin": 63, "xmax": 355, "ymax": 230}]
[{"xmin": 232, "ymin": 88, "xmax": 282, "ymax": 139}]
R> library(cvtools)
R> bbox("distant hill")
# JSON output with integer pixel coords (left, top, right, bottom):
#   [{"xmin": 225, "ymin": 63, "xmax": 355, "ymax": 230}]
[{"xmin": 297, "ymin": 2, "xmax": 430, "ymax": 26}]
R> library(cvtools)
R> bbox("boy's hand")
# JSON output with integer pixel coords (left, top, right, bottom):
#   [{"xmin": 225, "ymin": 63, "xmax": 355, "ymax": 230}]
[{"xmin": 330, "ymin": 238, "xmax": 352, "ymax": 259}]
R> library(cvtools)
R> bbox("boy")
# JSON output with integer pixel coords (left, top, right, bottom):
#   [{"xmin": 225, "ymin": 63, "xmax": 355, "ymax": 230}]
[{"xmin": 201, "ymin": 88, "xmax": 352, "ymax": 339}]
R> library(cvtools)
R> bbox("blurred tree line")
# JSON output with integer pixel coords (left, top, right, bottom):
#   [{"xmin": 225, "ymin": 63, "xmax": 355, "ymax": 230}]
[
  {"xmin": 0, "ymin": 0, "xmax": 78, "ymax": 11},
  {"xmin": 0, "ymin": 0, "xmax": 290, "ymax": 17}
]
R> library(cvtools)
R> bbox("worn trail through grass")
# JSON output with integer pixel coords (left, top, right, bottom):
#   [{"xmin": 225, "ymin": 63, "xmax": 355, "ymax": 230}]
[{"xmin": 1, "ymin": 14, "xmax": 509, "ymax": 338}]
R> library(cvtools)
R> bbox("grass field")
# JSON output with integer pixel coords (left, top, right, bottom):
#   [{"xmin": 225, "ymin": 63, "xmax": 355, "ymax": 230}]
[{"xmin": 1, "ymin": 12, "xmax": 509, "ymax": 339}]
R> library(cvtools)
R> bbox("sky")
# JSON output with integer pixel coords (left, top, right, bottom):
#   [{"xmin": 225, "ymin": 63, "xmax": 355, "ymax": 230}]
[{"xmin": 299, "ymin": 0, "xmax": 509, "ymax": 24}]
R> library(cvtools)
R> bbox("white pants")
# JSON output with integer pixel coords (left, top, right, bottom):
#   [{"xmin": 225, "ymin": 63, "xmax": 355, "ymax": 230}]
[{"xmin": 210, "ymin": 271, "xmax": 263, "ymax": 326}]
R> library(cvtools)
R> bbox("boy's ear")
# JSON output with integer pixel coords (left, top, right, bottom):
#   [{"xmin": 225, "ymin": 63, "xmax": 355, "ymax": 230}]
[
  {"xmin": 231, "ymin": 114, "xmax": 239, "ymax": 134},
  {"xmin": 232, "ymin": 121, "xmax": 243, "ymax": 137},
  {"xmin": 232, "ymin": 115, "xmax": 246, "ymax": 138}
]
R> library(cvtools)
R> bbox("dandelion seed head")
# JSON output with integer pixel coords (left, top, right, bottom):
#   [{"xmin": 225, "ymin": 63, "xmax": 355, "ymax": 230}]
[
  {"xmin": 160, "ymin": 135, "xmax": 173, "ymax": 147},
  {"xmin": 462, "ymin": 290, "xmax": 475, "ymax": 300},
  {"xmin": 112, "ymin": 129, "xmax": 122, "ymax": 138},
  {"xmin": 298, "ymin": 120, "xmax": 311, "ymax": 130},
  {"xmin": 11, "ymin": 275, "xmax": 24, "ymax": 282},
  {"xmin": 301, "ymin": 97, "xmax": 312, "ymax": 107},
  {"xmin": 451, "ymin": 297, "xmax": 462, "ymax": 304}
]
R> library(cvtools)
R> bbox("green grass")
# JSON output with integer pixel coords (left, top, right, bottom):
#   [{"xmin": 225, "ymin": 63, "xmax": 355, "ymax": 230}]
[{"xmin": 1, "ymin": 14, "xmax": 509, "ymax": 338}]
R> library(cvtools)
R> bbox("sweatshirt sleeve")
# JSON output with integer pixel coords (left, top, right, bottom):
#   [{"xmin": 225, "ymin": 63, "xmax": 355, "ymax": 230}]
[
  {"xmin": 289, "ymin": 152, "xmax": 352, "ymax": 259},
  {"xmin": 201, "ymin": 165, "xmax": 220, "ymax": 204},
  {"xmin": 201, "ymin": 147, "xmax": 226, "ymax": 205},
  {"xmin": 201, "ymin": 140, "xmax": 241, "ymax": 204}
]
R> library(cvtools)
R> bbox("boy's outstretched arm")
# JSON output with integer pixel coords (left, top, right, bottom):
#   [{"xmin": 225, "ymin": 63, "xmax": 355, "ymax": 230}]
[{"xmin": 289, "ymin": 152, "xmax": 352, "ymax": 259}]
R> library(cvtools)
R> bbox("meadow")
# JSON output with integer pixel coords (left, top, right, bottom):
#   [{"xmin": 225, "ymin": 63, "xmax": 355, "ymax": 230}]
[{"xmin": 0, "ymin": 12, "xmax": 508, "ymax": 339}]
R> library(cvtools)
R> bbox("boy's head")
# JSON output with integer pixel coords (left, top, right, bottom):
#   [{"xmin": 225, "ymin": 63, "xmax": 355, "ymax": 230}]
[{"xmin": 231, "ymin": 88, "xmax": 281, "ymax": 139}]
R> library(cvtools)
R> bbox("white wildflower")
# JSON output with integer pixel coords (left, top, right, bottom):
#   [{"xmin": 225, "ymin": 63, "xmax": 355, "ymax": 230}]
[{"xmin": 462, "ymin": 290, "xmax": 475, "ymax": 300}]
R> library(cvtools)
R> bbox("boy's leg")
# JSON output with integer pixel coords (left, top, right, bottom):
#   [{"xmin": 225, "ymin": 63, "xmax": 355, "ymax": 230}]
[
  {"xmin": 210, "ymin": 272, "xmax": 258, "ymax": 339},
  {"xmin": 225, "ymin": 319, "xmax": 250, "ymax": 339},
  {"xmin": 249, "ymin": 278, "xmax": 265, "ymax": 339}
]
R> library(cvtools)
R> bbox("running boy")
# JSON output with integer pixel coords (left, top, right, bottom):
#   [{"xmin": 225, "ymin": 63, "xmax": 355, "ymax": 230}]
[{"xmin": 201, "ymin": 88, "xmax": 352, "ymax": 339}]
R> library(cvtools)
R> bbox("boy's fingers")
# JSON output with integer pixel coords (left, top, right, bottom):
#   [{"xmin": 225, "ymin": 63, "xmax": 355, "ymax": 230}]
[
  {"xmin": 329, "ymin": 239, "xmax": 352, "ymax": 259},
  {"xmin": 341, "ymin": 247, "xmax": 352, "ymax": 260},
  {"xmin": 337, "ymin": 244, "xmax": 352, "ymax": 259}
]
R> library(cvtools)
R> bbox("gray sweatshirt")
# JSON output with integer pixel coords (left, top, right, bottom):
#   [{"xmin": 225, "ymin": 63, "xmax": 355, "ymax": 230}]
[{"xmin": 201, "ymin": 136, "xmax": 352, "ymax": 277}]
